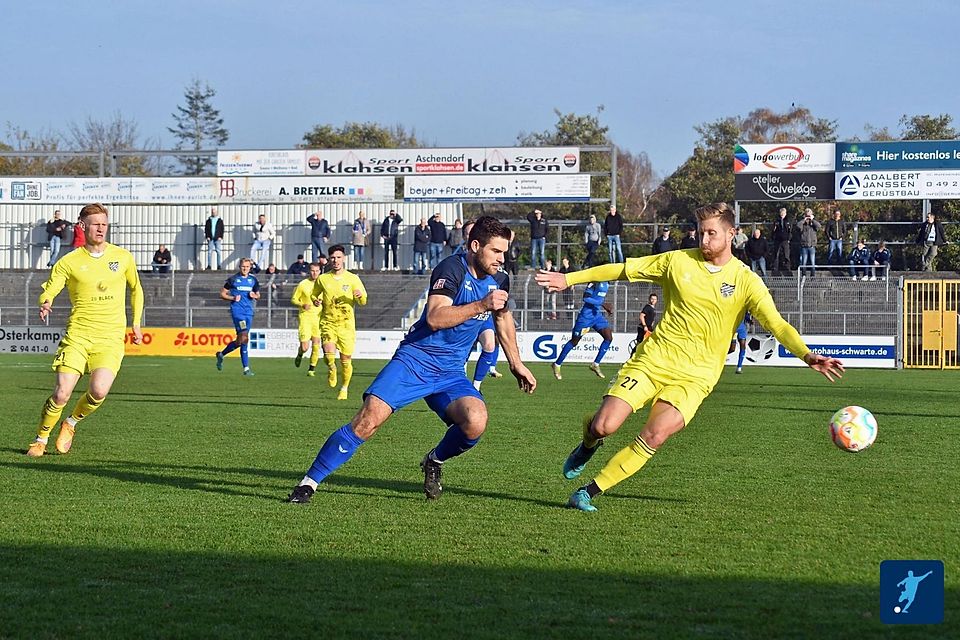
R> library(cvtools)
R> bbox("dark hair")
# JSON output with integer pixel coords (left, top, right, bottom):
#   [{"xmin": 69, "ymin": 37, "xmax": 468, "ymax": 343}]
[
  {"xmin": 328, "ymin": 244, "xmax": 346, "ymax": 256},
  {"xmin": 468, "ymin": 216, "xmax": 511, "ymax": 247}
]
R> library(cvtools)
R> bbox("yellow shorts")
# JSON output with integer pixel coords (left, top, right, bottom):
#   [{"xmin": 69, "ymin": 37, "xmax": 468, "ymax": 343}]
[
  {"xmin": 605, "ymin": 362, "xmax": 709, "ymax": 426},
  {"xmin": 320, "ymin": 324, "xmax": 355, "ymax": 357},
  {"xmin": 51, "ymin": 333, "xmax": 124, "ymax": 376},
  {"xmin": 298, "ymin": 313, "xmax": 322, "ymax": 343}
]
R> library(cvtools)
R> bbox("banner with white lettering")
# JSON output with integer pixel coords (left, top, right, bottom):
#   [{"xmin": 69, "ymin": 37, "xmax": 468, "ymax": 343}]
[
  {"xmin": 404, "ymin": 175, "xmax": 591, "ymax": 202},
  {"xmin": 304, "ymin": 147, "xmax": 581, "ymax": 175},
  {"xmin": 724, "ymin": 334, "xmax": 895, "ymax": 368},
  {"xmin": 836, "ymin": 141, "xmax": 960, "ymax": 171}
]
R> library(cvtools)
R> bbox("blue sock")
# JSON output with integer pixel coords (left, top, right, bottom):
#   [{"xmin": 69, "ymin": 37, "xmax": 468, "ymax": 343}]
[
  {"xmin": 490, "ymin": 344, "xmax": 500, "ymax": 368},
  {"xmin": 594, "ymin": 340, "xmax": 611, "ymax": 364},
  {"xmin": 306, "ymin": 424, "xmax": 366, "ymax": 483},
  {"xmin": 737, "ymin": 345, "xmax": 746, "ymax": 369},
  {"xmin": 240, "ymin": 343, "xmax": 249, "ymax": 368},
  {"xmin": 221, "ymin": 341, "xmax": 238, "ymax": 356},
  {"xmin": 555, "ymin": 340, "xmax": 575, "ymax": 366},
  {"xmin": 473, "ymin": 349, "xmax": 494, "ymax": 382},
  {"xmin": 433, "ymin": 425, "xmax": 480, "ymax": 462}
]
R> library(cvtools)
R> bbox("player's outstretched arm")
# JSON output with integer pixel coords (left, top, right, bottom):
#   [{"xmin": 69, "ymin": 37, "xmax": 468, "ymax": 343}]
[
  {"xmin": 802, "ymin": 352, "xmax": 844, "ymax": 382},
  {"xmin": 493, "ymin": 309, "xmax": 536, "ymax": 394},
  {"xmin": 535, "ymin": 263, "xmax": 627, "ymax": 292}
]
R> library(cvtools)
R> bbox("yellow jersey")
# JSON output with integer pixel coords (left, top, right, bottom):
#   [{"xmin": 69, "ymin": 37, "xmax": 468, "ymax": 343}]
[
  {"xmin": 38, "ymin": 243, "xmax": 144, "ymax": 339},
  {"xmin": 313, "ymin": 271, "xmax": 367, "ymax": 328},
  {"xmin": 291, "ymin": 278, "xmax": 322, "ymax": 318},
  {"xmin": 624, "ymin": 249, "xmax": 809, "ymax": 388}
]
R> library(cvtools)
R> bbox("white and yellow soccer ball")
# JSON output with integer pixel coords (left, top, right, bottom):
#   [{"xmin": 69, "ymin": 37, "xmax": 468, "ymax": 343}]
[{"xmin": 829, "ymin": 406, "xmax": 878, "ymax": 452}]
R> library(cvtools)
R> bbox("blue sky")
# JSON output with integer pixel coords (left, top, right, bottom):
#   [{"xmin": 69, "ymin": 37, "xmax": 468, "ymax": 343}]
[{"xmin": 3, "ymin": 0, "xmax": 958, "ymax": 176}]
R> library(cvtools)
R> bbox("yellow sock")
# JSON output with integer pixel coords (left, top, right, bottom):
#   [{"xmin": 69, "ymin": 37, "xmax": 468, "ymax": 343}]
[
  {"xmin": 324, "ymin": 353, "xmax": 336, "ymax": 371},
  {"xmin": 594, "ymin": 435, "xmax": 657, "ymax": 492},
  {"xmin": 70, "ymin": 392, "xmax": 104, "ymax": 422},
  {"xmin": 342, "ymin": 359, "xmax": 353, "ymax": 388},
  {"xmin": 37, "ymin": 397, "xmax": 66, "ymax": 439},
  {"xmin": 310, "ymin": 346, "xmax": 321, "ymax": 367},
  {"xmin": 582, "ymin": 413, "xmax": 601, "ymax": 448}
]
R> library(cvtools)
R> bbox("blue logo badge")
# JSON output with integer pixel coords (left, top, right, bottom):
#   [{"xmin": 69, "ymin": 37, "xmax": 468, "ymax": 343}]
[{"xmin": 880, "ymin": 560, "xmax": 944, "ymax": 624}]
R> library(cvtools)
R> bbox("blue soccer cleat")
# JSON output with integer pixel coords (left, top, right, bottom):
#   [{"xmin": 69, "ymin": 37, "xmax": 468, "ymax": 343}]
[
  {"xmin": 216, "ymin": 352, "xmax": 224, "ymax": 371},
  {"xmin": 568, "ymin": 488, "xmax": 598, "ymax": 512},
  {"xmin": 563, "ymin": 441, "xmax": 602, "ymax": 479}
]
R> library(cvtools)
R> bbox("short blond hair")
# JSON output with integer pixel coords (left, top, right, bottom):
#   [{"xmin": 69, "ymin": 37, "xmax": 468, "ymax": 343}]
[
  {"xmin": 694, "ymin": 202, "xmax": 735, "ymax": 229},
  {"xmin": 79, "ymin": 203, "xmax": 108, "ymax": 221}
]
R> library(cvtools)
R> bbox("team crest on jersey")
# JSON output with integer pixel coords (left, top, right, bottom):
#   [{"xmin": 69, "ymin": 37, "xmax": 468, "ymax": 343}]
[
  {"xmin": 488, "ymin": 284, "xmax": 497, "ymax": 291},
  {"xmin": 342, "ymin": 284, "xmax": 350, "ymax": 292},
  {"xmin": 720, "ymin": 282, "xmax": 736, "ymax": 297},
  {"xmin": 464, "ymin": 281, "xmax": 473, "ymax": 291},
  {"xmin": 432, "ymin": 278, "xmax": 446, "ymax": 290},
  {"xmin": 108, "ymin": 261, "xmax": 119, "ymax": 272}
]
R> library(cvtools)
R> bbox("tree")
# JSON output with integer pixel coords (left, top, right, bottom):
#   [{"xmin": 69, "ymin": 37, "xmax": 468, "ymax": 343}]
[
  {"xmin": 616, "ymin": 147, "xmax": 658, "ymax": 219},
  {"xmin": 739, "ymin": 106, "xmax": 838, "ymax": 144},
  {"xmin": 168, "ymin": 79, "xmax": 228, "ymax": 175},
  {"xmin": 301, "ymin": 122, "xmax": 420, "ymax": 149},
  {"xmin": 899, "ymin": 113, "xmax": 957, "ymax": 140},
  {"xmin": 66, "ymin": 112, "xmax": 163, "ymax": 176}
]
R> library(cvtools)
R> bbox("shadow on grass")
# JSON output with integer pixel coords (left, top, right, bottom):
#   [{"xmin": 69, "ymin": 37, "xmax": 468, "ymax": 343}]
[{"xmin": 0, "ymin": 544, "xmax": 954, "ymax": 639}]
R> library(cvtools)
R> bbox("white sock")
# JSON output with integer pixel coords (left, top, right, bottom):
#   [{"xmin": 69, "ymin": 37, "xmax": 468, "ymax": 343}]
[
  {"xmin": 299, "ymin": 476, "xmax": 318, "ymax": 490},
  {"xmin": 473, "ymin": 380, "xmax": 482, "ymax": 390},
  {"xmin": 36, "ymin": 436, "xmax": 48, "ymax": 444},
  {"xmin": 65, "ymin": 416, "xmax": 78, "ymax": 428}
]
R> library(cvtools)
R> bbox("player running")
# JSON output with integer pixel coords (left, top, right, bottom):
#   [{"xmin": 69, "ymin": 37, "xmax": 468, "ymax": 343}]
[
  {"xmin": 215, "ymin": 257, "xmax": 260, "ymax": 376},
  {"xmin": 551, "ymin": 281, "xmax": 614, "ymax": 380},
  {"xmin": 286, "ymin": 216, "xmax": 537, "ymax": 504},
  {"xmin": 458, "ymin": 219, "xmax": 502, "ymax": 390},
  {"xmin": 729, "ymin": 310, "xmax": 752, "ymax": 374},
  {"xmin": 291, "ymin": 262, "xmax": 323, "ymax": 376},
  {"xmin": 536, "ymin": 202, "xmax": 844, "ymax": 512},
  {"xmin": 314, "ymin": 245, "xmax": 367, "ymax": 400},
  {"xmin": 27, "ymin": 203, "xmax": 144, "ymax": 457}
]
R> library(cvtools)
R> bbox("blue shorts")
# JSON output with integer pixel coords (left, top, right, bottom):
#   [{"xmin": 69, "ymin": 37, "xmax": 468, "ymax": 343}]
[
  {"xmin": 735, "ymin": 321, "xmax": 747, "ymax": 340},
  {"xmin": 572, "ymin": 306, "xmax": 608, "ymax": 338},
  {"xmin": 232, "ymin": 314, "xmax": 253, "ymax": 334},
  {"xmin": 479, "ymin": 315, "xmax": 495, "ymax": 334},
  {"xmin": 365, "ymin": 356, "xmax": 483, "ymax": 424}
]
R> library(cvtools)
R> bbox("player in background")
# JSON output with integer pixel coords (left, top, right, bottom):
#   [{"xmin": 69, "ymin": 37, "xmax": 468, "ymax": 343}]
[
  {"xmin": 314, "ymin": 245, "xmax": 367, "ymax": 400},
  {"xmin": 457, "ymin": 219, "xmax": 503, "ymax": 389},
  {"xmin": 216, "ymin": 257, "xmax": 260, "ymax": 376},
  {"xmin": 286, "ymin": 216, "xmax": 537, "ymax": 504},
  {"xmin": 729, "ymin": 310, "xmax": 752, "ymax": 374},
  {"xmin": 536, "ymin": 202, "xmax": 844, "ymax": 512},
  {"xmin": 27, "ymin": 203, "xmax": 144, "ymax": 457},
  {"xmin": 291, "ymin": 262, "xmax": 323, "ymax": 376},
  {"xmin": 551, "ymin": 281, "xmax": 614, "ymax": 380}
]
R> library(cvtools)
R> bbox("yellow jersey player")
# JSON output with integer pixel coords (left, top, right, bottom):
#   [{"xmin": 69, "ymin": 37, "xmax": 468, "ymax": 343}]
[
  {"xmin": 27, "ymin": 203, "xmax": 144, "ymax": 457},
  {"xmin": 313, "ymin": 244, "xmax": 367, "ymax": 400},
  {"xmin": 291, "ymin": 262, "xmax": 323, "ymax": 376},
  {"xmin": 536, "ymin": 202, "xmax": 844, "ymax": 512}
]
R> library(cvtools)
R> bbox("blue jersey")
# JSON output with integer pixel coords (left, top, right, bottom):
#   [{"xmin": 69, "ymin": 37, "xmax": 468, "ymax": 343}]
[
  {"xmin": 397, "ymin": 253, "xmax": 509, "ymax": 372},
  {"xmin": 224, "ymin": 273, "xmax": 260, "ymax": 318},
  {"xmin": 582, "ymin": 282, "xmax": 609, "ymax": 308}
]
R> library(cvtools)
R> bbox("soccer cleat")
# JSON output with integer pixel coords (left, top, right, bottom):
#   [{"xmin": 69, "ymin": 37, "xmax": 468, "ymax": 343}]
[
  {"xmin": 488, "ymin": 368, "xmax": 503, "ymax": 378},
  {"xmin": 420, "ymin": 453, "xmax": 443, "ymax": 500},
  {"xmin": 735, "ymin": 367, "xmax": 743, "ymax": 374},
  {"xmin": 307, "ymin": 370, "xmax": 316, "ymax": 377},
  {"xmin": 294, "ymin": 351, "xmax": 303, "ymax": 368},
  {"xmin": 216, "ymin": 352, "xmax": 224, "ymax": 371},
  {"xmin": 552, "ymin": 363, "xmax": 562, "ymax": 380},
  {"xmin": 26, "ymin": 440, "xmax": 46, "ymax": 457},
  {"xmin": 563, "ymin": 441, "xmax": 602, "ymax": 479},
  {"xmin": 286, "ymin": 484, "xmax": 315, "ymax": 504},
  {"xmin": 337, "ymin": 387, "xmax": 348, "ymax": 401},
  {"xmin": 327, "ymin": 368, "xmax": 337, "ymax": 388},
  {"xmin": 568, "ymin": 488, "xmax": 598, "ymax": 512},
  {"xmin": 55, "ymin": 421, "xmax": 75, "ymax": 454},
  {"xmin": 243, "ymin": 369, "xmax": 255, "ymax": 376},
  {"xmin": 589, "ymin": 363, "xmax": 605, "ymax": 379}
]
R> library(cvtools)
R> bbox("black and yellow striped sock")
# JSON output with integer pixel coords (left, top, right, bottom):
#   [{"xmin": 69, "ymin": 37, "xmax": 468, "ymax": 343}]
[
  {"xmin": 594, "ymin": 435, "xmax": 657, "ymax": 493},
  {"xmin": 70, "ymin": 392, "xmax": 104, "ymax": 422},
  {"xmin": 37, "ymin": 397, "xmax": 66, "ymax": 440}
]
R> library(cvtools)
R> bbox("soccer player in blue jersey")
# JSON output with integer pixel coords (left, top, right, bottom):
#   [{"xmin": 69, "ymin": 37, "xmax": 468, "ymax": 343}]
[
  {"xmin": 287, "ymin": 216, "xmax": 537, "ymax": 503},
  {"xmin": 551, "ymin": 281, "xmax": 614, "ymax": 380},
  {"xmin": 729, "ymin": 310, "xmax": 752, "ymax": 374},
  {"xmin": 457, "ymin": 219, "xmax": 502, "ymax": 389},
  {"xmin": 215, "ymin": 257, "xmax": 261, "ymax": 376}
]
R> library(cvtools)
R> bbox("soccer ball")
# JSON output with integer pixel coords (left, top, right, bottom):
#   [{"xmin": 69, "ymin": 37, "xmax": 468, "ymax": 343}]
[{"xmin": 829, "ymin": 406, "xmax": 878, "ymax": 452}]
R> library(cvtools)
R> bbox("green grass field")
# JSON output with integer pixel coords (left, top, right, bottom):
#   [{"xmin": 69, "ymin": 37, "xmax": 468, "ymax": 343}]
[{"xmin": 1, "ymin": 356, "xmax": 957, "ymax": 639}]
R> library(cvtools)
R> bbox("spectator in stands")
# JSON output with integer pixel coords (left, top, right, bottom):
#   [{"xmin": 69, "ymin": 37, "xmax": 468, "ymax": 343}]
[
  {"xmin": 771, "ymin": 207, "xmax": 792, "ymax": 274},
  {"xmin": 380, "ymin": 209, "xmax": 401, "ymax": 271},
  {"xmin": 639, "ymin": 293, "xmax": 658, "ymax": 340},
  {"xmin": 151, "ymin": 244, "xmax": 172, "ymax": 274},
  {"xmin": 732, "ymin": 225, "xmax": 748, "ymax": 261},
  {"xmin": 847, "ymin": 239, "xmax": 871, "ymax": 280},
  {"xmin": 796, "ymin": 208, "xmax": 821, "ymax": 277},
  {"xmin": 447, "ymin": 219, "xmax": 464, "ymax": 256},
  {"xmin": 505, "ymin": 229, "xmax": 520, "ymax": 276},
  {"xmin": 413, "ymin": 217, "xmax": 430, "ymax": 275},
  {"xmin": 428, "ymin": 212, "xmax": 447, "ymax": 268},
  {"xmin": 543, "ymin": 258, "xmax": 559, "ymax": 320},
  {"xmin": 527, "ymin": 208, "xmax": 548, "ymax": 269},
  {"xmin": 250, "ymin": 213, "xmax": 275, "ymax": 269},
  {"xmin": 307, "ymin": 210, "xmax": 330, "ymax": 263},
  {"xmin": 352, "ymin": 210, "xmax": 369, "ymax": 270},
  {"xmin": 604, "ymin": 205, "xmax": 624, "ymax": 263},
  {"xmin": 45, "ymin": 209, "xmax": 68, "ymax": 267},
  {"xmin": 204, "ymin": 207, "xmax": 224, "ymax": 270},
  {"xmin": 584, "ymin": 214, "xmax": 602, "ymax": 267},
  {"xmin": 71, "ymin": 214, "xmax": 86, "ymax": 251},
  {"xmin": 264, "ymin": 263, "xmax": 281, "ymax": 303},
  {"xmin": 651, "ymin": 227, "xmax": 674, "ymax": 255},
  {"xmin": 871, "ymin": 241, "xmax": 891, "ymax": 280},
  {"xmin": 558, "ymin": 256, "xmax": 575, "ymax": 311},
  {"xmin": 826, "ymin": 209, "xmax": 847, "ymax": 272},
  {"xmin": 288, "ymin": 254, "xmax": 310, "ymax": 277},
  {"xmin": 916, "ymin": 212, "xmax": 947, "ymax": 271},
  {"xmin": 679, "ymin": 227, "xmax": 698, "ymax": 249},
  {"xmin": 746, "ymin": 228, "xmax": 769, "ymax": 278}
]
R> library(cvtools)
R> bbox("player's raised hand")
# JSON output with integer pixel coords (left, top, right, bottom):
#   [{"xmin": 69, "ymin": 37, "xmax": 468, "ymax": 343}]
[
  {"xmin": 482, "ymin": 289, "xmax": 509, "ymax": 311},
  {"xmin": 535, "ymin": 269, "xmax": 567, "ymax": 292},
  {"xmin": 804, "ymin": 353, "xmax": 845, "ymax": 382},
  {"xmin": 510, "ymin": 363, "xmax": 537, "ymax": 394}
]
